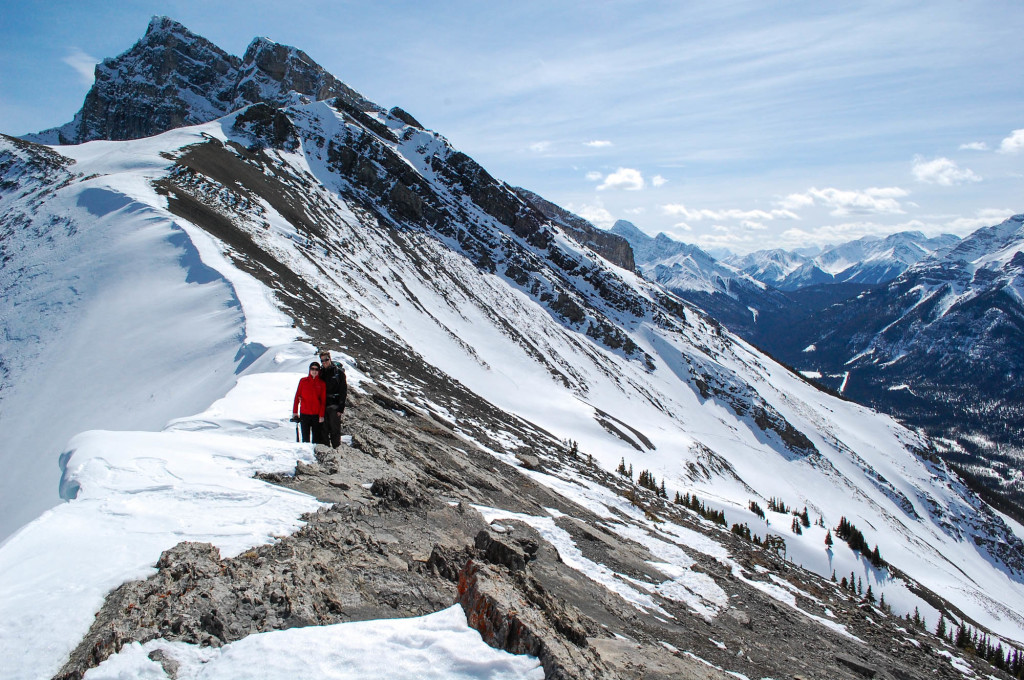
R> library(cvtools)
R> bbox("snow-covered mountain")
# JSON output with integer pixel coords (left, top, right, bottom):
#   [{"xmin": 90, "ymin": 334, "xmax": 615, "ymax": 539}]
[
  {"xmin": 731, "ymin": 231, "xmax": 961, "ymax": 291},
  {"xmin": 24, "ymin": 17, "xmax": 362, "ymax": 146},
  {"xmin": 3, "ymin": 18, "xmax": 1024, "ymax": 680},
  {"xmin": 728, "ymin": 247, "xmax": 815, "ymax": 289},
  {"xmin": 609, "ymin": 220, "xmax": 790, "ymax": 337},
  {"xmin": 757, "ymin": 215, "xmax": 1024, "ymax": 520}
]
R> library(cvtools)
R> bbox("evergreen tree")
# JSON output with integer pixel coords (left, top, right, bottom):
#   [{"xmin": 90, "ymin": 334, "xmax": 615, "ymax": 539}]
[
  {"xmin": 936, "ymin": 616, "xmax": 947, "ymax": 639},
  {"xmin": 865, "ymin": 585, "xmax": 875, "ymax": 603},
  {"xmin": 954, "ymin": 625, "xmax": 967, "ymax": 649},
  {"xmin": 840, "ymin": 576, "xmax": 848, "ymax": 590},
  {"xmin": 791, "ymin": 517, "xmax": 802, "ymax": 535},
  {"xmin": 857, "ymin": 577, "xmax": 863, "ymax": 595},
  {"xmin": 825, "ymin": 531, "xmax": 833, "ymax": 548},
  {"xmin": 800, "ymin": 506, "xmax": 810, "ymax": 528}
]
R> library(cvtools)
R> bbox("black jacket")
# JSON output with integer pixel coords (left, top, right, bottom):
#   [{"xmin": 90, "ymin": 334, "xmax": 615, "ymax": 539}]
[{"xmin": 320, "ymin": 362, "xmax": 348, "ymax": 411}]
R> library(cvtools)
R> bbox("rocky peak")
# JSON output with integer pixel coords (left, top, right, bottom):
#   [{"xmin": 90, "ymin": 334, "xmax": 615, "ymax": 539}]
[
  {"xmin": 24, "ymin": 17, "xmax": 369, "ymax": 145},
  {"xmin": 234, "ymin": 37, "xmax": 367, "ymax": 112}
]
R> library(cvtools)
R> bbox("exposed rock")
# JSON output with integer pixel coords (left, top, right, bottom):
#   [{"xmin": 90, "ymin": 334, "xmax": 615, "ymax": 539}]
[
  {"xmin": 518, "ymin": 188, "xmax": 636, "ymax": 272},
  {"xmin": 26, "ymin": 16, "xmax": 367, "ymax": 145}
]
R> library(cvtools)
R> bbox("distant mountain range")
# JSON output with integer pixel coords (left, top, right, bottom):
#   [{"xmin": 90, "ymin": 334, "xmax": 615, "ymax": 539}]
[{"xmin": 614, "ymin": 217, "xmax": 1024, "ymax": 520}]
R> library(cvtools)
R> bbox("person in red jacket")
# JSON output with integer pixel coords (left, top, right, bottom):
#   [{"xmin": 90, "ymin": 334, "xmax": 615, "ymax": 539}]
[{"xmin": 292, "ymin": 362, "xmax": 326, "ymax": 444}]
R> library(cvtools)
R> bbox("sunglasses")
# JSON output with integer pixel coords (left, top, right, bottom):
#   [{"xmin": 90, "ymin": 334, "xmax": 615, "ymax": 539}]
[{"xmin": 310, "ymin": 367, "xmax": 320, "ymax": 372}]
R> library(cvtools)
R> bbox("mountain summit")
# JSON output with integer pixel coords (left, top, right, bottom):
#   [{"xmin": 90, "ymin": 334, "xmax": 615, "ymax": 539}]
[{"xmin": 26, "ymin": 16, "xmax": 366, "ymax": 145}]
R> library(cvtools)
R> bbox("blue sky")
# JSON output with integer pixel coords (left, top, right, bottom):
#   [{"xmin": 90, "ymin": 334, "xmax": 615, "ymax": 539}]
[{"xmin": 1, "ymin": 1, "xmax": 1022, "ymax": 254}]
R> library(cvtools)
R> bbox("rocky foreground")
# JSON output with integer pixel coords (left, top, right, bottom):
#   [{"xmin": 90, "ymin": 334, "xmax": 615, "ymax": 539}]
[{"xmin": 56, "ymin": 381, "xmax": 993, "ymax": 680}]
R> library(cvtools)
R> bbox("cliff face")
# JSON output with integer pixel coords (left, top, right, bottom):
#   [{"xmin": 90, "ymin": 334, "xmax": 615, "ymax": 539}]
[{"xmin": 26, "ymin": 17, "xmax": 365, "ymax": 145}]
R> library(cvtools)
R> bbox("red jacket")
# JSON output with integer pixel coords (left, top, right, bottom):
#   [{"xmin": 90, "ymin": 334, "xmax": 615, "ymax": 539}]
[{"xmin": 293, "ymin": 376, "xmax": 327, "ymax": 417}]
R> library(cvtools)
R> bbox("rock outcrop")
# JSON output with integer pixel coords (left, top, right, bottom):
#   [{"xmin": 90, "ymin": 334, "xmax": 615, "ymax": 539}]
[{"xmin": 27, "ymin": 16, "xmax": 367, "ymax": 145}]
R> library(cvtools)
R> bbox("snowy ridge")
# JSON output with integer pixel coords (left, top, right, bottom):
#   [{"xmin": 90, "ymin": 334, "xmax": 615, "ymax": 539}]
[{"xmin": 7, "ymin": 107, "xmax": 1024, "ymax": 643}]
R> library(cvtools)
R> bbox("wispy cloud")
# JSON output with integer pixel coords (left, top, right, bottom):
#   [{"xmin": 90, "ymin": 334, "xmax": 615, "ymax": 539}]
[
  {"xmin": 584, "ymin": 140, "xmax": 613, "ymax": 148},
  {"xmin": 774, "ymin": 209, "xmax": 1012, "ymax": 251},
  {"xmin": 64, "ymin": 47, "xmax": 99, "ymax": 86},
  {"xmin": 781, "ymin": 187, "xmax": 908, "ymax": 216},
  {"xmin": 959, "ymin": 141, "xmax": 988, "ymax": 151},
  {"xmin": 651, "ymin": 175, "xmax": 668, "ymax": 187},
  {"xmin": 598, "ymin": 167, "xmax": 645, "ymax": 191},
  {"xmin": 661, "ymin": 203, "xmax": 797, "ymax": 221},
  {"xmin": 568, "ymin": 202, "xmax": 615, "ymax": 228},
  {"xmin": 912, "ymin": 156, "xmax": 981, "ymax": 185},
  {"xmin": 998, "ymin": 129, "xmax": 1024, "ymax": 154},
  {"xmin": 585, "ymin": 171, "xmax": 603, "ymax": 181}
]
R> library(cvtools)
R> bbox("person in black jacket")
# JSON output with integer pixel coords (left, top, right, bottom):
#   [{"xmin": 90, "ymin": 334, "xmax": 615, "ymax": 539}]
[{"xmin": 317, "ymin": 349, "xmax": 348, "ymax": 449}]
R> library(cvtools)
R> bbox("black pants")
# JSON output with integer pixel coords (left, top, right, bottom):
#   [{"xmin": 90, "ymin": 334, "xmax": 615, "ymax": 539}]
[
  {"xmin": 299, "ymin": 413, "xmax": 322, "ymax": 444},
  {"xmin": 323, "ymin": 405, "xmax": 343, "ymax": 448}
]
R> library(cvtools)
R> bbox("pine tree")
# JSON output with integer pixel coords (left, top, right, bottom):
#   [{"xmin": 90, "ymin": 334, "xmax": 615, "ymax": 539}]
[
  {"xmin": 857, "ymin": 577, "xmax": 863, "ymax": 595},
  {"xmin": 954, "ymin": 625, "xmax": 967, "ymax": 649},
  {"xmin": 800, "ymin": 506, "xmax": 810, "ymax": 528},
  {"xmin": 825, "ymin": 531, "xmax": 833, "ymax": 548},
  {"xmin": 935, "ymin": 616, "xmax": 947, "ymax": 639},
  {"xmin": 865, "ymin": 585, "xmax": 875, "ymax": 603},
  {"xmin": 791, "ymin": 517, "xmax": 802, "ymax": 534}
]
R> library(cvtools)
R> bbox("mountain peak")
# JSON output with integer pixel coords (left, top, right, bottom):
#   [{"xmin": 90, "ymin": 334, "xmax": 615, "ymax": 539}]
[
  {"xmin": 144, "ymin": 15, "xmax": 193, "ymax": 39},
  {"xmin": 23, "ymin": 18, "xmax": 363, "ymax": 145}
]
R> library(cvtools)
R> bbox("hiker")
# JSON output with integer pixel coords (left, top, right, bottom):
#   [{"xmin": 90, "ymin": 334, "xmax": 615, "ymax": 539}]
[
  {"xmin": 292, "ymin": 361, "xmax": 326, "ymax": 443},
  {"xmin": 318, "ymin": 349, "xmax": 348, "ymax": 448}
]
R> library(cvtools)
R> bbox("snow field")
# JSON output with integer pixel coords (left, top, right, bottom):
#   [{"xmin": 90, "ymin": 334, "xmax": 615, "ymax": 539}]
[{"xmin": 84, "ymin": 605, "xmax": 544, "ymax": 680}]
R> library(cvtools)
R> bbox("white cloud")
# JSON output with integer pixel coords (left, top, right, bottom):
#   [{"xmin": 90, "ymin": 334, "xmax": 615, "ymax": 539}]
[
  {"xmin": 999, "ymin": 129, "xmax": 1024, "ymax": 154},
  {"xmin": 771, "ymin": 209, "xmax": 1012, "ymax": 252},
  {"xmin": 569, "ymin": 202, "xmax": 615, "ymax": 228},
  {"xmin": 670, "ymin": 222, "xmax": 693, "ymax": 232},
  {"xmin": 598, "ymin": 167, "xmax": 645, "ymax": 191},
  {"xmin": 529, "ymin": 141, "xmax": 551, "ymax": 153},
  {"xmin": 585, "ymin": 171, "xmax": 603, "ymax": 182},
  {"xmin": 912, "ymin": 156, "xmax": 981, "ymax": 185},
  {"xmin": 64, "ymin": 47, "xmax": 99, "ymax": 86},
  {"xmin": 584, "ymin": 140, "xmax": 613, "ymax": 148},
  {"xmin": 660, "ymin": 203, "xmax": 798, "ymax": 222},
  {"xmin": 741, "ymin": 220, "xmax": 768, "ymax": 231},
  {"xmin": 624, "ymin": 207, "xmax": 646, "ymax": 215},
  {"xmin": 944, "ymin": 209, "xmax": 1016, "ymax": 234},
  {"xmin": 777, "ymin": 193, "xmax": 815, "ymax": 211},
  {"xmin": 959, "ymin": 141, "xmax": 989, "ymax": 151},
  {"xmin": 784, "ymin": 186, "xmax": 908, "ymax": 216},
  {"xmin": 651, "ymin": 175, "xmax": 668, "ymax": 187}
]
